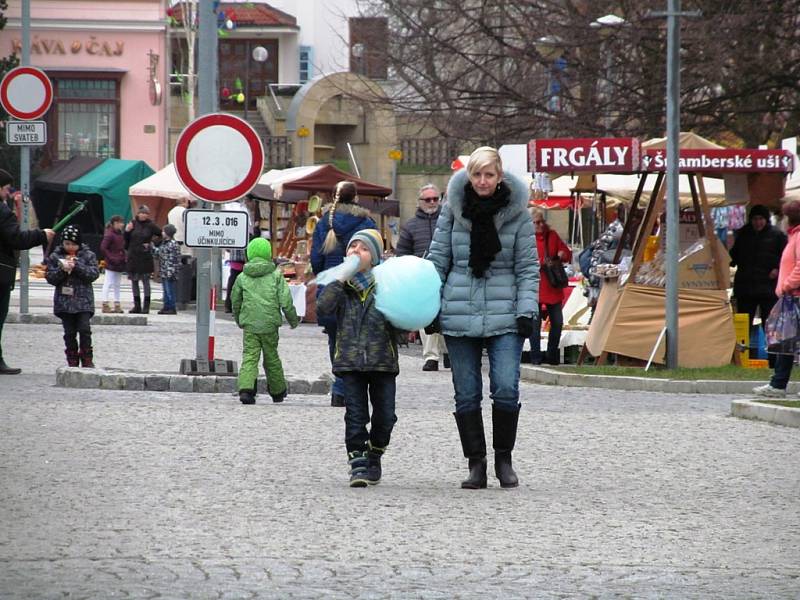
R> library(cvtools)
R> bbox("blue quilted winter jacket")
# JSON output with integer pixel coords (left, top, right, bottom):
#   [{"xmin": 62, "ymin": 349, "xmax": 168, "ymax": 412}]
[{"xmin": 426, "ymin": 169, "xmax": 539, "ymax": 338}]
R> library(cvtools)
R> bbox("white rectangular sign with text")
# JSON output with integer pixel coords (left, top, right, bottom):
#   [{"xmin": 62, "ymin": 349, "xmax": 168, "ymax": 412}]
[{"xmin": 184, "ymin": 209, "xmax": 248, "ymax": 248}]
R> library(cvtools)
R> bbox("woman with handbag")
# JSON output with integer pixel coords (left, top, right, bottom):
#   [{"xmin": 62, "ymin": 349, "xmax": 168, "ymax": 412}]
[
  {"xmin": 754, "ymin": 199, "xmax": 800, "ymax": 398},
  {"xmin": 529, "ymin": 209, "xmax": 572, "ymax": 365}
]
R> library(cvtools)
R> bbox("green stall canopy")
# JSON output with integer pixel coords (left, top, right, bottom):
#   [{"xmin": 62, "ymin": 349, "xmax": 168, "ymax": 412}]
[{"xmin": 68, "ymin": 158, "xmax": 155, "ymax": 223}]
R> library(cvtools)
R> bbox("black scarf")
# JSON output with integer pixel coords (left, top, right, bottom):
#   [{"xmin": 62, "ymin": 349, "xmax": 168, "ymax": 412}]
[{"xmin": 461, "ymin": 181, "xmax": 511, "ymax": 278}]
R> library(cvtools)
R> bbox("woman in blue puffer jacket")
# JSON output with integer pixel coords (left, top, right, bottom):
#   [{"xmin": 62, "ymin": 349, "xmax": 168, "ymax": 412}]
[
  {"xmin": 310, "ymin": 180, "xmax": 377, "ymax": 406},
  {"xmin": 427, "ymin": 146, "xmax": 539, "ymax": 490}
]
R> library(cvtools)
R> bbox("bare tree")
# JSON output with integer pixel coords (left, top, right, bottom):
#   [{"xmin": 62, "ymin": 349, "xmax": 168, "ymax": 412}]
[{"xmin": 357, "ymin": 0, "xmax": 800, "ymax": 148}]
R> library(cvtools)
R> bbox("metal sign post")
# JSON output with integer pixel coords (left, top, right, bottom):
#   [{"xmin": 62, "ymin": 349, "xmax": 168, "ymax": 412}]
[
  {"xmin": 0, "ymin": 5, "xmax": 54, "ymax": 314},
  {"xmin": 173, "ymin": 113, "xmax": 264, "ymax": 373}
]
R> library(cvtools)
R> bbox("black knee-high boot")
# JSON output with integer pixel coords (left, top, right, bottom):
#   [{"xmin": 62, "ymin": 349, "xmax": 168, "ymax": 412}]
[
  {"xmin": 454, "ymin": 410, "xmax": 487, "ymax": 489},
  {"xmin": 492, "ymin": 404, "xmax": 520, "ymax": 488}
]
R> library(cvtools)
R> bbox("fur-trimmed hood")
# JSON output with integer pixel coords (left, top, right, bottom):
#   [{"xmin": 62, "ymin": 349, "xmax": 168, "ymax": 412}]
[
  {"xmin": 445, "ymin": 169, "xmax": 529, "ymax": 231},
  {"xmin": 320, "ymin": 201, "xmax": 372, "ymax": 221}
]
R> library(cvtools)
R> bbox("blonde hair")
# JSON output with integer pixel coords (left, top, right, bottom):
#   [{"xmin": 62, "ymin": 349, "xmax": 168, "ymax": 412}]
[
  {"xmin": 529, "ymin": 207, "xmax": 545, "ymax": 221},
  {"xmin": 466, "ymin": 146, "xmax": 503, "ymax": 178},
  {"xmin": 322, "ymin": 180, "xmax": 358, "ymax": 254}
]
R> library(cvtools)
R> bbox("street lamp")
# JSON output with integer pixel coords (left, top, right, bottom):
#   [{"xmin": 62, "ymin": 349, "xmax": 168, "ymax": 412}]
[
  {"xmin": 243, "ymin": 44, "xmax": 268, "ymax": 121},
  {"xmin": 535, "ymin": 35, "xmax": 566, "ymax": 137},
  {"xmin": 590, "ymin": 14, "xmax": 626, "ymax": 135}
]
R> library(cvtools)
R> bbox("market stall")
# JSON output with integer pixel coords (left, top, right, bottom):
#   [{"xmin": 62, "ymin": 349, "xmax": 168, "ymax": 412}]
[
  {"xmin": 248, "ymin": 163, "xmax": 394, "ymax": 259},
  {"xmin": 528, "ymin": 135, "xmax": 794, "ymax": 367},
  {"xmin": 32, "ymin": 157, "xmax": 154, "ymax": 257},
  {"xmin": 128, "ymin": 162, "xmax": 194, "ymax": 225}
]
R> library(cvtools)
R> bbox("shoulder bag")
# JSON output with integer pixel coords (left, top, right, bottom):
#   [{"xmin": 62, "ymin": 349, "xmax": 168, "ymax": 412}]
[{"xmin": 541, "ymin": 231, "xmax": 569, "ymax": 289}]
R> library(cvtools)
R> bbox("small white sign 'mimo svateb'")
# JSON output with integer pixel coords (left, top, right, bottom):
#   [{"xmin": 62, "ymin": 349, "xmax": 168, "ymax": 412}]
[
  {"xmin": 184, "ymin": 209, "xmax": 248, "ymax": 248},
  {"xmin": 6, "ymin": 120, "xmax": 46, "ymax": 145}
]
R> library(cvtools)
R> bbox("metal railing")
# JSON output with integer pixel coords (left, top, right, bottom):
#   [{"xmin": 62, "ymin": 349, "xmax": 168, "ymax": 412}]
[
  {"xmin": 400, "ymin": 138, "xmax": 460, "ymax": 167},
  {"xmin": 264, "ymin": 136, "xmax": 291, "ymax": 168}
]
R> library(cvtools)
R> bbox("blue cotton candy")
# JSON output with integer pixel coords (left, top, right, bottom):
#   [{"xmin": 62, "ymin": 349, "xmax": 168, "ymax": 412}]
[{"xmin": 373, "ymin": 255, "xmax": 441, "ymax": 330}]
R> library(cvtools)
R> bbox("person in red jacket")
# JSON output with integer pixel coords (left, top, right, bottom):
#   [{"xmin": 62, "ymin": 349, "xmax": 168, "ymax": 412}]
[{"xmin": 529, "ymin": 209, "xmax": 572, "ymax": 365}]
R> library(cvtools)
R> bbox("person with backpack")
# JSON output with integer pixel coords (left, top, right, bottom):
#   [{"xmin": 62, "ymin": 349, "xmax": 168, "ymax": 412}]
[{"xmin": 310, "ymin": 181, "xmax": 376, "ymax": 407}]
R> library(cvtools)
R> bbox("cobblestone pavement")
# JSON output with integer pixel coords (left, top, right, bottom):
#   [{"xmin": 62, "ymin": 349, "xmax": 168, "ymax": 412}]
[{"xmin": 2, "ymin": 286, "xmax": 800, "ymax": 598}]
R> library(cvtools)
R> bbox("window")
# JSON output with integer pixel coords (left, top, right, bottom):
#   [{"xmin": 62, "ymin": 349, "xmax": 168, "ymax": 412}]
[
  {"xmin": 299, "ymin": 46, "xmax": 313, "ymax": 83},
  {"xmin": 54, "ymin": 78, "xmax": 119, "ymax": 160}
]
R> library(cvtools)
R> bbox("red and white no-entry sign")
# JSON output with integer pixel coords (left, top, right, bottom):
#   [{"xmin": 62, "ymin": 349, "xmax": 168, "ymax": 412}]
[
  {"xmin": 174, "ymin": 113, "xmax": 265, "ymax": 203},
  {"xmin": 0, "ymin": 66, "xmax": 53, "ymax": 120}
]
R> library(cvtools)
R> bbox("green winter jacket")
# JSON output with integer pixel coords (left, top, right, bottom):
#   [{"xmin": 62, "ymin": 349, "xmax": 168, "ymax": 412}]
[{"xmin": 231, "ymin": 257, "xmax": 299, "ymax": 333}]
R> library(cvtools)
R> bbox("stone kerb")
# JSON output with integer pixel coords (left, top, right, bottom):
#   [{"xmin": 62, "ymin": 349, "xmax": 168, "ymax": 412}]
[
  {"xmin": 56, "ymin": 367, "xmax": 331, "ymax": 396},
  {"xmin": 520, "ymin": 365, "xmax": 800, "ymax": 395},
  {"xmin": 6, "ymin": 313, "xmax": 147, "ymax": 325},
  {"xmin": 731, "ymin": 400, "xmax": 800, "ymax": 428}
]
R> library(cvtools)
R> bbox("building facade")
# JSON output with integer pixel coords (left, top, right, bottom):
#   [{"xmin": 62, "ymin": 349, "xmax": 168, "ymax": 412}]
[{"xmin": 1, "ymin": 0, "xmax": 169, "ymax": 171}]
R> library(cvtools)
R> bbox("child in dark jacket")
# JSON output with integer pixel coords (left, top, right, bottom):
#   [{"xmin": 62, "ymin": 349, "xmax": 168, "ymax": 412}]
[
  {"xmin": 316, "ymin": 229, "xmax": 399, "ymax": 487},
  {"xmin": 45, "ymin": 225, "xmax": 100, "ymax": 367},
  {"xmin": 154, "ymin": 224, "xmax": 181, "ymax": 314}
]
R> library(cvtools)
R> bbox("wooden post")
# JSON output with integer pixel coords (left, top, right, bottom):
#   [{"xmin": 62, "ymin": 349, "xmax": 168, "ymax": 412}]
[
  {"xmin": 693, "ymin": 174, "xmax": 727, "ymax": 289},
  {"xmin": 627, "ymin": 174, "xmax": 667, "ymax": 284},
  {"xmin": 612, "ymin": 173, "xmax": 649, "ymax": 264}
]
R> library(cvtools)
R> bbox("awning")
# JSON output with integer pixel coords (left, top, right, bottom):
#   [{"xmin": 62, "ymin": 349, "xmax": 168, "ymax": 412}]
[
  {"xmin": 33, "ymin": 156, "xmax": 105, "ymax": 193},
  {"xmin": 267, "ymin": 164, "xmax": 393, "ymax": 198},
  {"xmin": 129, "ymin": 163, "xmax": 191, "ymax": 202},
  {"xmin": 68, "ymin": 158, "xmax": 155, "ymax": 222}
]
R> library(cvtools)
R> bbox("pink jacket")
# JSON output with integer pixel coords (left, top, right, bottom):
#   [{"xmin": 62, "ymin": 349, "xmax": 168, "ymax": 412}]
[{"xmin": 775, "ymin": 224, "xmax": 800, "ymax": 296}]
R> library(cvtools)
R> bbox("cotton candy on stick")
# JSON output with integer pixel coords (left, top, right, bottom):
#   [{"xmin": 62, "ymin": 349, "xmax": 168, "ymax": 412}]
[{"xmin": 372, "ymin": 255, "xmax": 441, "ymax": 330}]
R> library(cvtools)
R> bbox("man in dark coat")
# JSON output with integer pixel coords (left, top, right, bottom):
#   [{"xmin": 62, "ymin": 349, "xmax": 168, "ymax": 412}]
[
  {"xmin": 729, "ymin": 204, "xmax": 787, "ymax": 334},
  {"xmin": 395, "ymin": 183, "xmax": 448, "ymax": 371},
  {"xmin": 0, "ymin": 169, "xmax": 55, "ymax": 374}
]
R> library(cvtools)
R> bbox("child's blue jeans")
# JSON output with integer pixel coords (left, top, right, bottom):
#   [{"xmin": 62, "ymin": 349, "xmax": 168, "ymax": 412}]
[{"xmin": 162, "ymin": 278, "xmax": 176, "ymax": 310}]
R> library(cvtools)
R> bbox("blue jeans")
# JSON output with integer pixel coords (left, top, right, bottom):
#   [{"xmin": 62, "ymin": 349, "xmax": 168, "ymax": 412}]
[
  {"xmin": 341, "ymin": 372, "xmax": 397, "ymax": 453},
  {"xmin": 162, "ymin": 278, "xmax": 176, "ymax": 310},
  {"xmin": 444, "ymin": 333, "xmax": 524, "ymax": 414},
  {"xmin": 769, "ymin": 353, "xmax": 794, "ymax": 390},
  {"xmin": 326, "ymin": 322, "xmax": 344, "ymax": 397}
]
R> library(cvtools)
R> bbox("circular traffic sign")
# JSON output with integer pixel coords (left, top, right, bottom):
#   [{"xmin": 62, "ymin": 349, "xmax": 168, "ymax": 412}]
[
  {"xmin": 0, "ymin": 66, "xmax": 53, "ymax": 120},
  {"xmin": 174, "ymin": 113, "xmax": 264, "ymax": 203}
]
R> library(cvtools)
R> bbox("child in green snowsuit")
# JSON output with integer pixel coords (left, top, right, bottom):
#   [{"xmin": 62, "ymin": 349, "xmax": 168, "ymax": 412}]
[{"xmin": 231, "ymin": 237, "xmax": 299, "ymax": 404}]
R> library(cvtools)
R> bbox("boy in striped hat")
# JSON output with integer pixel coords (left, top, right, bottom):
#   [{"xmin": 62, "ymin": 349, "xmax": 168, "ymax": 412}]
[{"xmin": 316, "ymin": 228, "xmax": 400, "ymax": 487}]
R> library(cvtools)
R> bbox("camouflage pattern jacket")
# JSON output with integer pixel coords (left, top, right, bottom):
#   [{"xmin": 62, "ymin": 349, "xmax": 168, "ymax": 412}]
[{"xmin": 316, "ymin": 279, "xmax": 399, "ymax": 375}]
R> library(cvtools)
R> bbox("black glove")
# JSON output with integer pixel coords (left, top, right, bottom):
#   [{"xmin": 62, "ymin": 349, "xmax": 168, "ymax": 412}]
[
  {"xmin": 516, "ymin": 316, "xmax": 534, "ymax": 338},
  {"xmin": 424, "ymin": 316, "xmax": 441, "ymax": 335}
]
